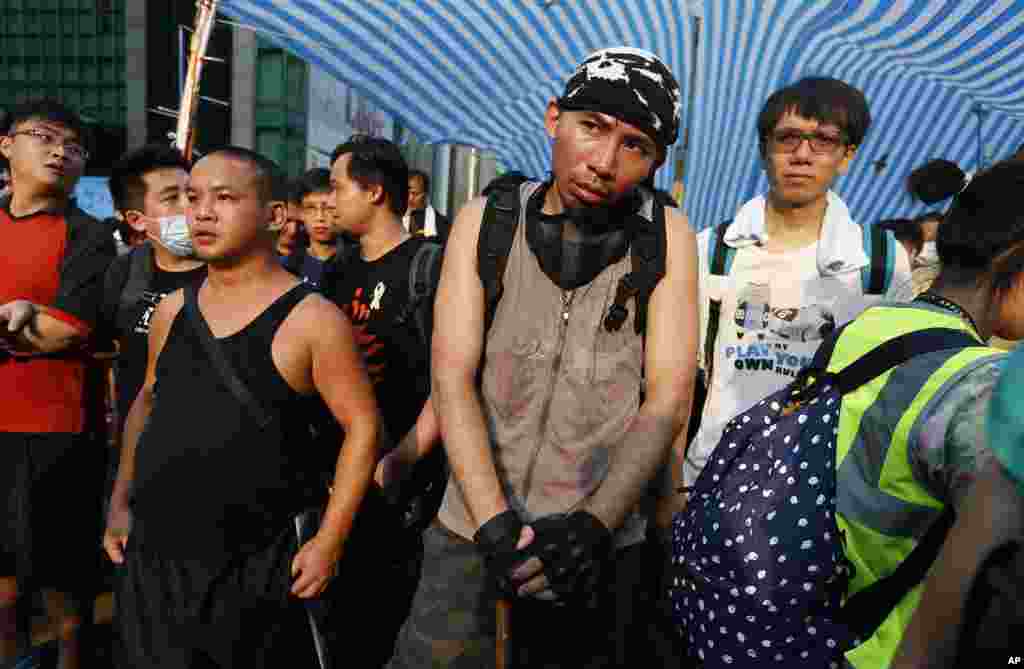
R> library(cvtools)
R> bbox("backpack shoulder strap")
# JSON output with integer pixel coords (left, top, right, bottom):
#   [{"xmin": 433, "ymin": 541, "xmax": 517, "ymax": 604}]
[
  {"xmin": 104, "ymin": 244, "xmax": 154, "ymax": 333},
  {"xmin": 405, "ymin": 240, "xmax": 445, "ymax": 350},
  {"xmin": 824, "ymin": 327, "xmax": 980, "ymax": 394},
  {"xmin": 477, "ymin": 183, "xmax": 523, "ymax": 334},
  {"xmin": 121, "ymin": 244, "xmax": 154, "ymax": 310},
  {"xmin": 861, "ymin": 223, "xmax": 896, "ymax": 295},
  {"xmin": 841, "ymin": 505, "xmax": 956, "ymax": 642},
  {"xmin": 709, "ymin": 219, "xmax": 736, "ymax": 276},
  {"xmin": 703, "ymin": 220, "xmax": 735, "ymax": 377},
  {"xmin": 605, "ymin": 190, "xmax": 667, "ymax": 336}
]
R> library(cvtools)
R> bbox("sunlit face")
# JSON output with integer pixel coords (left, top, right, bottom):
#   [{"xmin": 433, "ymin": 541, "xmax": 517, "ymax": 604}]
[
  {"xmin": 185, "ymin": 154, "xmax": 282, "ymax": 263},
  {"xmin": 762, "ymin": 111, "xmax": 855, "ymax": 208},
  {"xmin": 330, "ymin": 153, "xmax": 375, "ymax": 239},
  {"xmin": 127, "ymin": 167, "xmax": 188, "ymax": 243},
  {"xmin": 0, "ymin": 120, "xmax": 87, "ymax": 197},
  {"xmin": 544, "ymin": 103, "xmax": 658, "ymax": 213},
  {"xmin": 407, "ymin": 175, "xmax": 427, "ymax": 213},
  {"xmin": 302, "ymin": 191, "xmax": 337, "ymax": 244}
]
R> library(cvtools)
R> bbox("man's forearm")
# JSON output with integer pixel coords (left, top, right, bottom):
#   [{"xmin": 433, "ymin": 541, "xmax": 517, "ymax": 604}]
[
  {"xmin": 582, "ymin": 410, "xmax": 677, "ymax": 531},
  {"xmin": 435, "ymin": 376, "xmax": 507, "ymax": 530},
  {"xmin": 110, "ymin": 391, "xmax": 151, "ymax": 509},
  {"xmin": 392, "ymin": 396, "xmax": 441, "ymax": 467},
  {"xmin": 317, "ymin": 420, "xmax": 378, "ymax": 549}
]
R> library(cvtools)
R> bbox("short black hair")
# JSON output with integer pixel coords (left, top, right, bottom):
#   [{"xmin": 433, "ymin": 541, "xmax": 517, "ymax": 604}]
[
  {"xmin": 298, "ymin": 167, "xmax": 331, "ymax": 201},
  {"xmin": 757, "ymin": 77, "xmax": 871, "ymax": 149},
  {"xmin": 203, "ymin": 146, "xmax": 286, "ymax": 203},
  {"xmin": 907, "ymin": 159, "xmax": 967, "ymax": 205},
  {"xmin": 937, "ymin": 160, "xmax": 1024, "ymax": 295},
  {"xmin": 287, "ymin": 178, "xmax": 305, "ymax": 205},
  {"xmin": 109, "ymin": 144, "xmax": 191, "ymax": 213},
  {"xmin": 330, "ymin": 135, "xmax": 409, "ymax": 217},
  {"xmin": 409, "ymin": 169, "xmax": 430, "ymax": 194},
  {"xmin": 5, "ymin": 99, "xmax": 86, "ymax": 142}
]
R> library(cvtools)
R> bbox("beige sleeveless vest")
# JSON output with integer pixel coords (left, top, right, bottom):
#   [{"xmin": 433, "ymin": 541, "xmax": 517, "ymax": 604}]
[{"xmin": 437, "ymin": 182, "xmax": 650, "ymax": 547}]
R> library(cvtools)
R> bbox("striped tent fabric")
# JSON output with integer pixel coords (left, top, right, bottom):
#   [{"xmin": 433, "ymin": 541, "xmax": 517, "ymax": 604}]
[
  {"xmin": 217, "ymin": 0, "xmax": 695, "ymax": 192},
  {"xmin": 217, "ymin": 0, "xmax": 1024, "ymax": 229}
]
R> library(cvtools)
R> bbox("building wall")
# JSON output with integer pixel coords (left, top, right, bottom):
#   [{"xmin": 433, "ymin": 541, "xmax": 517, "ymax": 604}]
[
  {"xmin": 0, "ymin": 0, "xmax": 128, "ymax": 172},
  {"xmin": 254, "ymin": 38, "xmax": 307, "ymax": 178}
]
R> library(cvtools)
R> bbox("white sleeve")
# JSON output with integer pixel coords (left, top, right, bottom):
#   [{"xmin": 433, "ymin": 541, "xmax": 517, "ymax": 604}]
[{"xmin": 695, "ymin": 227, "xmax": 712, "ymax": 371}]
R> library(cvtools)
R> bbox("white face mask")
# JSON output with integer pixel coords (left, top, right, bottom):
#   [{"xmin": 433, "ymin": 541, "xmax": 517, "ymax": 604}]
[
  {"xmin": 915, "ymin": 241, "xmax": 939, "ymax": 267},
  {"xmin": 146, "ymin": 213, "xmax": 194, "ymax": 257}
]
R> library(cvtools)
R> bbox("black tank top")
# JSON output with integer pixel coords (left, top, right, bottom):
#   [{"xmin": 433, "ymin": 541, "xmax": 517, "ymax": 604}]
[{"xmin": 132, "ymin": 283, "xmax": 332, "ymax": 559}]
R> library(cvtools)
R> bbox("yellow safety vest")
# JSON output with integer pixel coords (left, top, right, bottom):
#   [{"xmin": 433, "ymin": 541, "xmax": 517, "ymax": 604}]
[{"xmin": 826, "ymin": 304, "xmax": 1002, "ymax": 668}]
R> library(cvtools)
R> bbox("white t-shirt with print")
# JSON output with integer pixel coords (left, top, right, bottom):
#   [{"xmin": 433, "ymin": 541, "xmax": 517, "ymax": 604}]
[{"xmin": 684, "ymin": 215, "xmax": 913, "ymax": 489}]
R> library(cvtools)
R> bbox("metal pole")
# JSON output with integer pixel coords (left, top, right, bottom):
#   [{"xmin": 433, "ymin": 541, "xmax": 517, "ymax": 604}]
[{"xmin": 176, "ymin": 0, "xmax": 220, "ymax": 159}]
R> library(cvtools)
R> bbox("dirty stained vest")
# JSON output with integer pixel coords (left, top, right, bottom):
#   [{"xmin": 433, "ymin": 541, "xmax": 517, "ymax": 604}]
[{"xmin": 437, "ymin": 181, "xmax": 649, "ymax": 548}]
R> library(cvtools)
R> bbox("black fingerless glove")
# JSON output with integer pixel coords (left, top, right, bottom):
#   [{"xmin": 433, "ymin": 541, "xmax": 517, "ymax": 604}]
[
  {"xmin": 473, "ymin": 510, "xmax": 526, "ymax": 597},
  {"xmin": 526, "ymin": 510, "xmax": 613, "ymax": 604}
]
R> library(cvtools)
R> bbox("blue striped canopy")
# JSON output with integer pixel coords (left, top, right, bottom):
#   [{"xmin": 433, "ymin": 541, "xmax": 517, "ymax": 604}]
[{"xmin": 218, "ymin": 0, "xmax": 1024, "ymax": 229}]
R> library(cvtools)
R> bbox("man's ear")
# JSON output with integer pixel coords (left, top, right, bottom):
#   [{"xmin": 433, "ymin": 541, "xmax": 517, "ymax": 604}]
[
  {"xmin": 367, "ymin": 182, "xmax": 386, "ymax": 206},
  {"xmin": 544, "ymin": 99, "xmax": 562, "ymax": 140},
  {"xmin": 267, "ymin": 200, "xmax": 286, "ymax": 231},
  {"xmin": 123, "ymin": 210, "xmax": 147, "ymax": 233},
  {"xmin": 0, "ymin": 135, "xmax": 12, "ymax": 162}
]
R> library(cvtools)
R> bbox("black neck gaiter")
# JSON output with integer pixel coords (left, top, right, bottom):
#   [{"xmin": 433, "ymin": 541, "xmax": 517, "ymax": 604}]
[{"xmin": 525, "ymin": 183, "xmax": 641, "ymax": 290}]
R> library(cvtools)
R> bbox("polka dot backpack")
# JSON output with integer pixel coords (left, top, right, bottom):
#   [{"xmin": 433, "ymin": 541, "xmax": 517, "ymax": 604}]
[{"xmin": 671, "ymin": 327, "xmax": 975, "ymax": 668}]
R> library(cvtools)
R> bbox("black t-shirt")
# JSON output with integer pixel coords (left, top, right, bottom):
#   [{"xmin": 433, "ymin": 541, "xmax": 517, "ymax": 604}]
[
  {"xmin": 300, "ymin": 253, "xmax": 329, "ymax": 290},
  {"xmin": 324, "ymin": 237, "xmax": 433, "ymax": 445},
  {"xmin": 111, "ymin": 257, "xmax": 206, "ymax": 436}
]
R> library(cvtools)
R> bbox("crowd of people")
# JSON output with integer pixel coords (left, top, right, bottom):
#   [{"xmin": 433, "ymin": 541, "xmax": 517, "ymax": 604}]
[{"xmin": 1, "ymin": 45, "xmax": 1023, "ymax": 669}]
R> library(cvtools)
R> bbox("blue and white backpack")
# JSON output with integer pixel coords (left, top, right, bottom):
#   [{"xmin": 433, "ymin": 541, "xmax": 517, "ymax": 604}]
[{"xmin": 671, "ymin": 327, "xmax": 969, "ymax": 668}]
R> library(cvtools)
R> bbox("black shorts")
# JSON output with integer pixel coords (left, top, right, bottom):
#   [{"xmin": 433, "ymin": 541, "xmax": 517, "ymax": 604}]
[
  {"xmin": 0, "ymin": 432, "xmax": 107, "ymax": 595},
  {"xmin": 116, "ymin": 526, "xmax": 319, "ymax": 669}
]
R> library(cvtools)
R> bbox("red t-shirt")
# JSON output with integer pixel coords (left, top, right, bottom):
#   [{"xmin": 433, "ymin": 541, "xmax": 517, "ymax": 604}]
[{"xmin": 0, "ymin": 201, "xmax": 114, "ymax": 433}]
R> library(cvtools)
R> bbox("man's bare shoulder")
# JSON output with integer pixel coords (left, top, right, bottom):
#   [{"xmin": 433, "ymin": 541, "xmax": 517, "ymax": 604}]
[
  {"xmin": 448, "ymin": 196, "xmax": 488, "ymax": 246},
  {"xmin": 152, "ymin": 288, "xmax": 185, "ymax": 323},
  {"xmin": 289, "ymin": 292, "xmax": 350, "ymax": 330}
]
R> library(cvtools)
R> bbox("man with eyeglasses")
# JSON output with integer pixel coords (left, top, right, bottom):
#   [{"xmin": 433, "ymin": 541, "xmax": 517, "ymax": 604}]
[
  {"xmin": 0, "ymin": 99, "xmax": 116, "ymax": 669},
  {"xmin": 283, "ymin": 167, "xmax": 340, "ymax": 290},
  {"xmin": 677, "ymin": 77, "xmax": 913, "ymax": 499}
]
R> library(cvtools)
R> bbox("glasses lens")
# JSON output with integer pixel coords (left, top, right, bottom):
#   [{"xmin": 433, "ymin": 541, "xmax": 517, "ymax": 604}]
[
  {"xmin": 808, "ymin": 134, "xmax": 841, "ymax": 153},
  {"xmin": 773, "ymin": 131, "xmax": 802, "ymax": 151}
]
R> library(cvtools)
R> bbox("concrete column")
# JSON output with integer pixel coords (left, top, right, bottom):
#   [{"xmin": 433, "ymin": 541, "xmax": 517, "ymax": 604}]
[
  {"xmin": 124, "ymin": 0, "xmax": 147, "ymax": 149},
  {"xmin": 231, "ymin": 26, "xmax": 257, "ymax": 148}
]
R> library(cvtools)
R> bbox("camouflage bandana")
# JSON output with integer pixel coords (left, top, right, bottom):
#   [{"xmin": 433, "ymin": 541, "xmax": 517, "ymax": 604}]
[{"xmin": 558, "ymin": 47, "xmax": 682, "ymax": 154}]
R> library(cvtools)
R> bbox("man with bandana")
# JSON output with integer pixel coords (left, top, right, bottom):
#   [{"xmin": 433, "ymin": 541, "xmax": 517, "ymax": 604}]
[{"xmin": 387, "ymin": 48, "xmax": 698, "ymax": 668}]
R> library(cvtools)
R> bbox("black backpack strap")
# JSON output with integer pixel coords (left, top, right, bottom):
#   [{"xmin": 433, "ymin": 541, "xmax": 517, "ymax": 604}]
[
  {"xmin": 862, "ymin": 223, "xmax": 895, "ymax": 295},
  {"xmin": 100, "ymin": 254, "xmax": 131, "ymax": 333},
  {"xmin": 121, "ymin": 244, "xmax": 154, "ymax": 311},
  {"xmin": 103, "ymin": 244, "xmax": 152, "ymax": 326},
  {"xmin": 803, "ymin": 326, "xmax": 978, "ymax": 640},
  {"xmin": 826, "ymin": 327, "xmax": 980, "ymax": 395},
  {"xmin": 604, "ymin": 191, "xmax": 667, "ymax": 336},
  {"xmin": 703, "ymin": 221, "xmax": 735, "ymax": 381},
  {"xmin": 841, "ymin": 505, "xmax": 956, "ymax": 642},
  {"xmin": 182, "ymin": 281, "xmax": 272, "ymax": 429},
  {"xmin": 478, "ymin": 184, "xmax": 522, "ymax": 334},
  {"xmin": 397, "ymin": 240, "xmax": 444, "ymax": 351}
]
